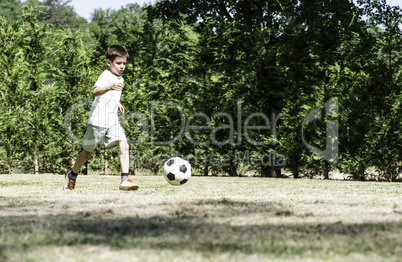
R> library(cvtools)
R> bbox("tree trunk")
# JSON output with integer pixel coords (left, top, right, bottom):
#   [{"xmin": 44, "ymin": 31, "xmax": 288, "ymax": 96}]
[
  {"xmin": 34, "ymin": 154, "xmax": 39, "ymax": 175},
  {"xmin": 229, "ymin": 158, "xmax": 237, "ymax": 176},
  {"xmin": 261, "ymin": 166, "xmax": 282, "ymax": 177},
  {"xmin": 324, "ymin": 162, "xmax": 329, "ymax": 180},
  {"xmin": 261, "ymin": 166, "xmax": 273, "ymax": 177},
  {"xmin": 104, "ymin": 159, "xmax": 108, "ymax": 176},
  {"xmin": 274, "ymin": 167, "xmax": 282, "ymax": 178},
  {"xmin": 104, "ymin": 150, "xmax": 108, "ymax": 176},
  {"xmin": 292, "ymin": 166, "xmax": 299, "ymax": 179},
  {"xmin": 6, "ymin": 126, "xmax": 13, "ymax": 174},
  {"xmin": 203, "ymin": 160, "xmax": 209, "ymax": 176}
]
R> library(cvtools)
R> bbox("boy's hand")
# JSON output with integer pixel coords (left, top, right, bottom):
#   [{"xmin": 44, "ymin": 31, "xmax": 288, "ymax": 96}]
[
  {"xmin": 118, "ymin": 103, "xmax": 124, "ymax": 113},
  {"xmin": 110, "ymin": 82, "xmax": 124, "ymax": 91}
]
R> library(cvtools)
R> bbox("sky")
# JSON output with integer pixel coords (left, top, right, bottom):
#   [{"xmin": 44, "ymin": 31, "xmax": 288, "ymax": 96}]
[
  {"xmin": 70, "ymin": 0, "xmax": 154, "ymax": 20},
  {"xmin": 70, "ymin": 0, "xmax": 401, "ymax": 21}
]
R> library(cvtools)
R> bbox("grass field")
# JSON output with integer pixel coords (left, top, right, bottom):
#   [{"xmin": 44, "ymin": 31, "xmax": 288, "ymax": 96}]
[{"xmin": 0, "ymin": 174, "xmax": 401, "ymax": 262}]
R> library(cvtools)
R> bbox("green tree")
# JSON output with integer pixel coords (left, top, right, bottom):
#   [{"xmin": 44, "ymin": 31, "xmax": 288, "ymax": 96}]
[
  {"xmin": 0, "ymin": 17, "xmax": 27, "ymax": 173},
  {"xmin": 149, "ymin": 0, "xmax": 289, "ymax": 176},
  {"xmin": 352, "ymin": 0, "xmax": 402, "ymax": 180},
  {"xmin": 0, "ymin": 0, "xmax": 23, "ymax": 21},
  {"xmin": 18, "ymin": 0, "xmax": 88, "ymax": 30}
]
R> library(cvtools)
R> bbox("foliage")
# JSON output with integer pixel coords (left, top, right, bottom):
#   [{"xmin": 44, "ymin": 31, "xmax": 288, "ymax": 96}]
[{"xmin": 0, "ymin": 0, "xmax": 401, "ymax": 180}]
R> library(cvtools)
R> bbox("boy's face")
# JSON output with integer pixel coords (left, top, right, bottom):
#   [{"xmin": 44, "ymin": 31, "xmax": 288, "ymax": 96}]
[{"xmin": 107, "ymin": 56, "xmax": 127, "ymax": 76}]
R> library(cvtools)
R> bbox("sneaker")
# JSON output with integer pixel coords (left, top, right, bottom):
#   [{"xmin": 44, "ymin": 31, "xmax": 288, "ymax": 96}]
[
  {"xmin": 119, "ymin": 179, "xmax": 139, "ymax": 191},
  {"xmin": 64, "ymin": 171, "xmax": 76, "ymax": 190}
]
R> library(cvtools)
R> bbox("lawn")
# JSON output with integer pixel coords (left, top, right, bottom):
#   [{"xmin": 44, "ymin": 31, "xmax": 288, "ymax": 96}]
[{"xmin": 0, "ymin": 174, "xmax": 401, "ymax": 261}]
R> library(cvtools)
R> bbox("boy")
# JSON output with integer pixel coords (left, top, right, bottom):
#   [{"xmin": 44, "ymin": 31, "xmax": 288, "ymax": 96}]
[{"xmin": 64, "ymin": 45, "xmax": 139, "ymax": 191}]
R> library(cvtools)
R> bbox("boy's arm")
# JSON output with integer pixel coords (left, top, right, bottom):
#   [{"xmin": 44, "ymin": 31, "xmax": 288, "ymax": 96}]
[
  {"xmin": 118, "ymin": 103, "xmax": 124, "ymax": 113},
  {"xmin": 93, "ymin": 82, "xmax": 124, "ymax": 97}
]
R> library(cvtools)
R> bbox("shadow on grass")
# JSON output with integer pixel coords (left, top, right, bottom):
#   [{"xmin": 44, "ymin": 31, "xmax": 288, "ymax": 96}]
[{"xmin": 0, "ymin": 197, "xmax": 401, "ymax": 259}]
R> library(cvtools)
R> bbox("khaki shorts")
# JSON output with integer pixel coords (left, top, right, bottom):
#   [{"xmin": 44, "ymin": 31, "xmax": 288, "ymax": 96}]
[{"xmin": 83, "ymin": 124, "xmax": 127, "ymax": 152}]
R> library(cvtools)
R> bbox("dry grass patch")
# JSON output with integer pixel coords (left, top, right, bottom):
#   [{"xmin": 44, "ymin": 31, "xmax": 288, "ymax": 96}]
[{"xmin": 0, "ymin": 174, "xmax": 401, "ymax": 261}]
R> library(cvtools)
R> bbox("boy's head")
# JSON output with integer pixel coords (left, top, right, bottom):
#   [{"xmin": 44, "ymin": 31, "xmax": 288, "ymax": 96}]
[
  {"xmin": 106, "ymin": 45, "xmax": 129, "ymax": 76},
  {"xmin": 106, "ymin": 45, "xmax": 129, "ymax": 62}
]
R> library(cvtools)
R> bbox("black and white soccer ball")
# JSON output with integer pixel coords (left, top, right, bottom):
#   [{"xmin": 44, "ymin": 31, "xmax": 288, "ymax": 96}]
[{"xmin": 162, "ymin": 157, "xmax": 191, "ymax": 186}]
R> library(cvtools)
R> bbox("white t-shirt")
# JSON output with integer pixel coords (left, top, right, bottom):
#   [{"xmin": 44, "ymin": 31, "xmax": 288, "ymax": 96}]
[{"xmin": 88, "ymin": 70, "xmax": 123, "ymax": 128}]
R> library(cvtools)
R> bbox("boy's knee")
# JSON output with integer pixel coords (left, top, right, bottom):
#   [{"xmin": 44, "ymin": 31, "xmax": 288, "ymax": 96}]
[{"xmin": 118, "ymin": 140, "xmax": 129, "ymax": 152}]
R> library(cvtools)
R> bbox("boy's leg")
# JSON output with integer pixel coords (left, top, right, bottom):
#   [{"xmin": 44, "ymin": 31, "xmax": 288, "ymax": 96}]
[
  {"xmin": 73, "ymin": 150, "xmax": 93, "ymax": 174},
  {"xmin": 116, "ymin": 140, "xmax": 139, "ymax": 191},
  {"xmin": 117, "ymin": 140, "xmax": 129, "ymax": 175},
  {"xmin": 64, "ymin": 150, "xmax": 93, "ymax": 190}
]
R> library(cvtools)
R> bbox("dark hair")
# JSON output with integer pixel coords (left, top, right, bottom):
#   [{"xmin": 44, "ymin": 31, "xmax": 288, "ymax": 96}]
[{"xmin": 106, "ymin": 45, "xmax": 129, "ymax": 62}]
